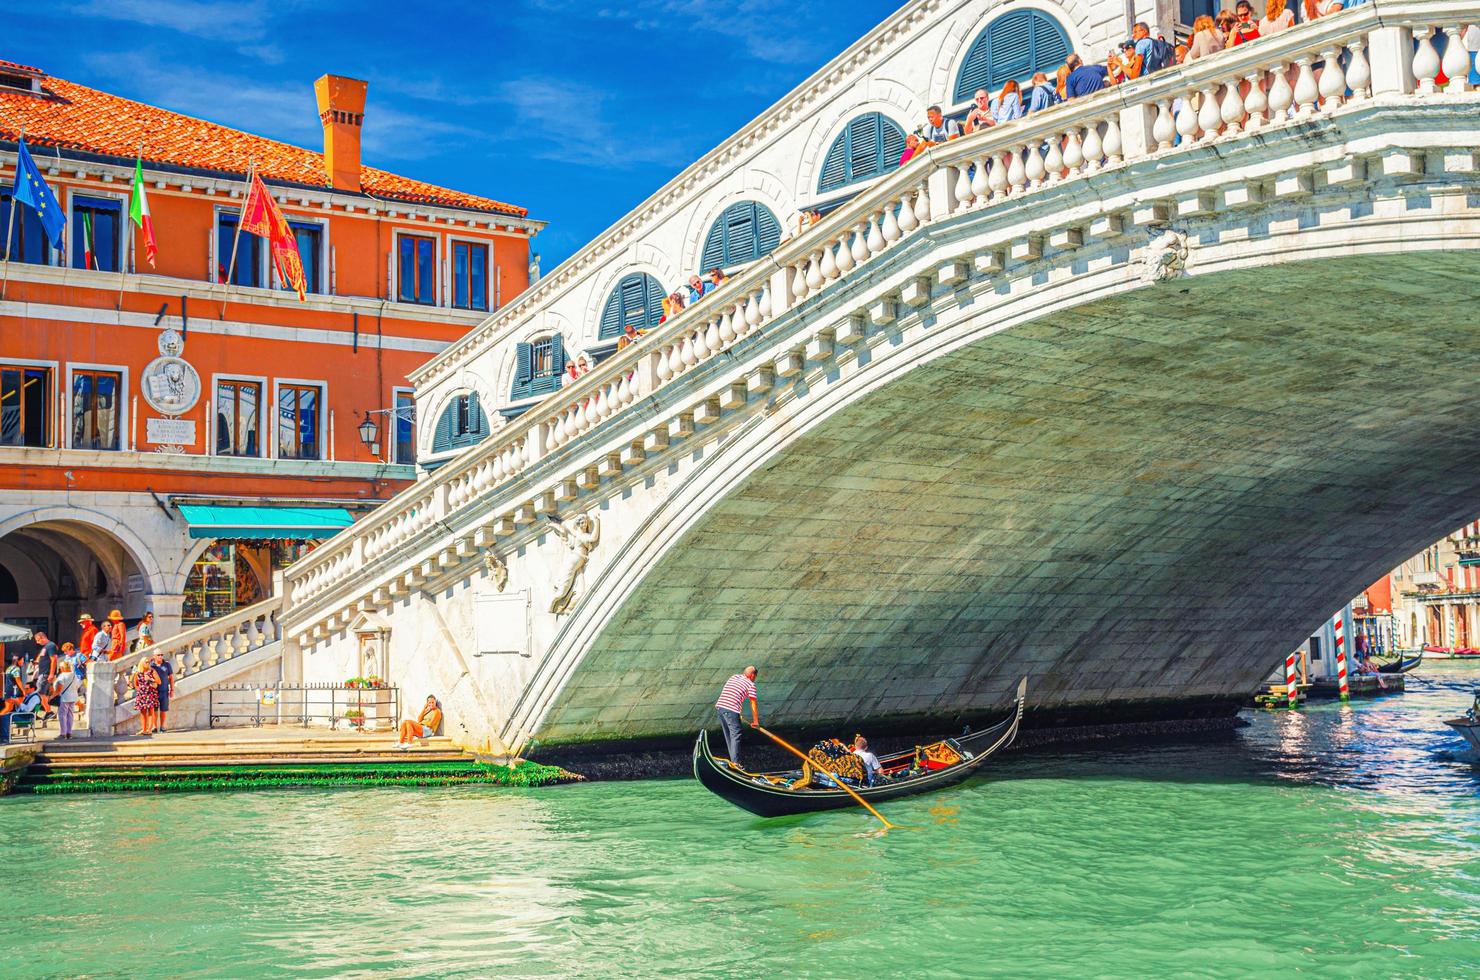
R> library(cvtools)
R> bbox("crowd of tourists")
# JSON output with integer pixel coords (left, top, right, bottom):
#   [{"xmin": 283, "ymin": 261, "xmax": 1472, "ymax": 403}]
[{"xmin": 1, "ymin": 609, "xmax": 171, "ymax": 741}]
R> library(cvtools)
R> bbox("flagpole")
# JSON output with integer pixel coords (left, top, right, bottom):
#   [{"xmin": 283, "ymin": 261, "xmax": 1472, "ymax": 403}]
[
  {"xmin": 1, "ymin": 125, "xmax": 23, "ymax": 302},
  {"xmin": 119, "ymin": 141, "xmax": 141, "ymax": 310},
  {"xmin": 220, "ymin": 158, "xmax": 254, "ymax": 319}
]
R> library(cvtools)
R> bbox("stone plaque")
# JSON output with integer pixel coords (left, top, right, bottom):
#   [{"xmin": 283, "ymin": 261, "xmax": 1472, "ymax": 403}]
[{"xmin": 146, "ymin": 417, "xmax": 197, "ymax": 445}]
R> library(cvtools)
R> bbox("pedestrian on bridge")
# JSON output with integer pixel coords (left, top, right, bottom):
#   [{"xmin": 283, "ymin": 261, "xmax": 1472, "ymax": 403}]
[{"xmin": 714, "ymin": 666, "xmax": 760, "ymax": 768}]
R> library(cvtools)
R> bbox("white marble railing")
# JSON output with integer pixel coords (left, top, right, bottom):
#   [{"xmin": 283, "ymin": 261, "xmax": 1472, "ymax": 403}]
[
  {"xmin": 107, "ymin": 596, "xmax": 284, "ymax": 708},
  {"xmin": 283, "ymin": 3, "xmax": 1478, "ymax": 617}
]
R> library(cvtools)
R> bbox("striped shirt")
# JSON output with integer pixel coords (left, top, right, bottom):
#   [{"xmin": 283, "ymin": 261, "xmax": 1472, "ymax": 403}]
[{"xmin": 715, "ymin": 674, "xmax": 757, "ymax": 713}]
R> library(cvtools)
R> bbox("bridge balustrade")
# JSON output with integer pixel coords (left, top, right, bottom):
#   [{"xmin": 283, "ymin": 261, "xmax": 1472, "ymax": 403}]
[{"xmin": 283, "ymin": 3, "xmax": 1479, "ymax": 634}]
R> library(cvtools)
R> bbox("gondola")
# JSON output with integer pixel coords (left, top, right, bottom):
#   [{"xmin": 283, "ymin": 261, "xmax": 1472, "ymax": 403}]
[
  {"xmin": 693, "ymin": 678, "xmax": 1026, "ymax": 818},
  {"xmin": 1376, "ymin": 650, "xmax": 1423, "ymax": 674}
]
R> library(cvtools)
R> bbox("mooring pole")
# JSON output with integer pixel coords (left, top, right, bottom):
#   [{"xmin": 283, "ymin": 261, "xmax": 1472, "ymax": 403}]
[
  {"xmin": 1285, "ymin": 651, "xmax": 1299, "ymax": 708},
  {"xmin": 1333, "ymin": 610, "xmax": 1350, "ymax": 702}
]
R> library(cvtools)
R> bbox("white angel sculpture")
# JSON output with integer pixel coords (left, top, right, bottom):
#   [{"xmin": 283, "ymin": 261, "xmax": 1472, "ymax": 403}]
[{"xmin": 548, "ymin": 513, "xmax": 600, "ymax": 615}]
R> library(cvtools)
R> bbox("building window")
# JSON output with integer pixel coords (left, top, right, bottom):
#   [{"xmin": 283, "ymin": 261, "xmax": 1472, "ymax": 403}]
[
  {"xmin": 431, "ymin": 392, "xmax": 485, "ymax": 454},
  {"xmin": 511, "ymin": 336, "xmax": 565, "ymax": 401},
  {"xmin": 277, "ymin": 383, "xmax": 322, "ymax": 460},
  {"xmin": 71, "ymin": 195, "xmax": 123, "ymax": 272},
  {"xmin": 288, "ymin": 221, "xmax": 323, "ymax": 295},
  {"xmin": 71, "ymin": 369, "xmax": 122, "ymax": 451},
  {"xmin": 217, "ymin": 212, "xmax": 263, "ymax": 287},
  {"xmin": 452, "ymin": 241, "xmax": 489, "ymax": 311},
  {"xmin": 598, "ymin": 273, "xmax": 665, "ymax": 340},
  {"xmin": 817, "ymin": 113, "xmax": 907, "ymax": 194},
  {"xmin": 398, "ymin": 234, "xmax": 436, "ymax": 305},
  {"xmin": 0, "ymin": 191, "xmax": 53, "ymax": 265},
  {"xmin": 700, "ymin": 202, "xmax": 783, "ymax": 271},
  {"xmin": 0, "ymin": 365, "xmax": 51, "ymax": 447},
  {"xmin": 215, "ymin": 379, "xmax": 262, "ymax": 457},
  {"xmin": 953, "ymin": 10, "xmax": 1072, "ymax": 102},
  {"xmin": 394, "ymin": 390, "xmax": 416, "ymax": 465}
]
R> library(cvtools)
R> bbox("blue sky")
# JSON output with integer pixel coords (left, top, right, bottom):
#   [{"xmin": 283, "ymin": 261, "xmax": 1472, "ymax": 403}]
[{"xmin": 8, "ymin": 0, "xmax": 899, "ymax": 269}]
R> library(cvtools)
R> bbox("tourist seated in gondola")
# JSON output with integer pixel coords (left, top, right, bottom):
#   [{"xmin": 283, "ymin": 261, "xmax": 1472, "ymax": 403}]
[{"xmin": 851, "ymin": 735, "xmax": 883, "ymax": 786}]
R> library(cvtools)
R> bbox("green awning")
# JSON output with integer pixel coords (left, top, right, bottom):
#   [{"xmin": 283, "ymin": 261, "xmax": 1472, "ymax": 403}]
[{"xmin": 176, "ymin": 504, "xmax": 356, "ymax": 540}]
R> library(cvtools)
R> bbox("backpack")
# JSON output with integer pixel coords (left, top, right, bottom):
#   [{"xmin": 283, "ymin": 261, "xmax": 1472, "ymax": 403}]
[{"xmin": 1144, "ymin": 37, "xmax": 1174, "ymax": 74}]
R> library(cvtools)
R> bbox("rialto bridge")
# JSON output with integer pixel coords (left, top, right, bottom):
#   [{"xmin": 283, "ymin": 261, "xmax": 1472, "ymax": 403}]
[{"xmin": 115, "ymin": 1, "xmax": 1480, "ymax": 753}]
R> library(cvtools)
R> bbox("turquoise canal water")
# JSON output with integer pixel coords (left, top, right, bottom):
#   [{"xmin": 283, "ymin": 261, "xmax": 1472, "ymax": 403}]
[{"xmin": 5, "ymin": 667, "xmax": 1480, "ymax": 978}]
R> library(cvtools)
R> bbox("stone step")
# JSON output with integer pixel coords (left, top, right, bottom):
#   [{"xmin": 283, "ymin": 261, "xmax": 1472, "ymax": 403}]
[
  {"xmin": 30, "ymin": 750, "xmax": 470, "ymax": 769},
  {"xmin": 39, "ymin": 737, "xmax": 457, "ymax": 760}
]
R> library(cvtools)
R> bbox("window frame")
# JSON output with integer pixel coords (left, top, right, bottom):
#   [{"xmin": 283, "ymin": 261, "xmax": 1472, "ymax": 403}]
[
  {"xmin": 273, "ymin": 378, "xmax": 327, "ymax": 461},
  {"xmin": 392, "ymin": 387, "xmax": 416, "ymax": 465},
  {"xmin": 65, "ymin": 362, "xmax": 128, "ymax": 452},
  {"xmin": 284, "ymin": 217, "xmax": 328, "ymax": 296},
  {"xmin": 394, "ymin": 231, "xmax": 439, "ymax": 306},
  {"xmin": 68, "ymin": 190, "xmax": 127, "ymax": 273},
  {"xmin": 449, "ymin": 235, "xmax": 491, "ymax": 312},
  {"xmin": 210, "ymin": 373, "xmax": 268, "ymax": 459},
  {"xmin": 0, "ymin": 357, "xmax": 58, "ymax": 450},
  {"xmin": 0, "ymin": 189, "xmax": 57, "ymax": 266},
  {"xmin": 214, "ymin": 206, "xmax": 267, "ymax": 289}
]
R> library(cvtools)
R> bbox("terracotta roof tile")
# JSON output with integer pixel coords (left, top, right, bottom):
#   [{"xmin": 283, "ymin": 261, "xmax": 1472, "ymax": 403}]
[
  {"xmin": 0, "ymin": 60, "xmax": 42, "ymax": 75},
  {"xmin": 0, "ymin": 70, "xmax": 528, "ymax": 218}
]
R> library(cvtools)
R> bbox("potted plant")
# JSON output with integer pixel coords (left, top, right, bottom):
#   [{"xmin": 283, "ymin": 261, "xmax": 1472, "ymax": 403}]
[{"xmin": 344, "ymin": 708, "xmax": 365, "ymax": 729}]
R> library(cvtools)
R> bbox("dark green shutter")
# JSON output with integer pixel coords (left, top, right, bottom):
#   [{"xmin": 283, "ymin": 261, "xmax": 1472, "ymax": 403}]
[
  {"xmin": 643, "ymin": 276, "xmax": 665, "ymax": 327},
  {"xmin": 700, "ymin": 202, "xmax": 783, "ymax": 270},
  {"xmin": 515, "ymin": 342, "xmax": 533, "ymax": 383},
  {"xmin": 431, "ymin": 400, "xmax": 457, "ymax": 453},
  {"xmin": 954, "ymin": 11, "xmax": 1072, "ymax": 102},
  {"xmin": 755, "ymin": 206, "xmax": 781, "ymax": 254},
  {"xmin": 700, "ymin": 220, "xmax": 726, "ymax": 271},
  {"xmin": 600, "ymin": 274, "xmax": 664, "ymax": 338},
  {"xmin": 599, "ymin": 291, "xmax": 622, "ymax": 338},
  {"xmin": 818, "ymin": 114, "xmax": 906, "ymax": 194},
  {"xmin": 819, "ymin": 131, "xmax": 849, "ymax": 192},
  {"xmin": 468, "ymin": 394, "xmax": 483, "ymax": 436},
  {"xmin": 549, "ymin": 334, "xmax": 565, "ymax": 376}
]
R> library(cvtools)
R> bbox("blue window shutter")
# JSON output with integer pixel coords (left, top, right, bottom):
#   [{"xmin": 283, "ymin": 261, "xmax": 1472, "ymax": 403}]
[
  {"xmin": 819, "ymin": 129, "xmax": 850, "ymax": 192},
  {"xmin": 702, "ymin": 202, "xmax": 782, "ymax": 269},
  {"xmin": 515, "ymin": 342, "xmax": 533, "ymax": 384},
  {"xmin": 818, "ymin": 115, "xmax": 905, "ymax": 194},
  {"xmin": 848, "ymin": 114, "xmax": 880, "ymax": 182},
  {"xmin": 700, "ymin": 219, "xmax": 726, "ymax": 271},
  {"xmin": 549, "ymin": 334, "xmax": 565, "ymax": 376},
  {"xmin": 432, "ymin": 401, "xmax": 456, "ymax": 453},
  {"xmin": 468, "ymin": 394, "xmax": 483, "ymax": 436},
  {"xmin": 955, "ymin": 11, "xmax": 1072, "ymax": 102},
  {"xmin": 643, "ymin": 276, "xmax": 665, "ymax": 327},
  {"xmin": 880, "ymin": 118, "xmax": 906, "ymax": 171},
  {"xmin": 599, "ymin": 289, "xmax": 622, "ymax": 338},
  {"xmin": 601, "ymin": 274, "xmax": 663, "ymax": 338},
  {"xmin": 755, "ymin": 205, "xmax": 781, "ymax": 254}
]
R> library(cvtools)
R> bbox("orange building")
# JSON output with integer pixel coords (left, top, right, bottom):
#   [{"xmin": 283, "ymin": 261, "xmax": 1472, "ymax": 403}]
[{"xmin": 0, "ymin": 60, "xmax": 540, "ymax": 648}]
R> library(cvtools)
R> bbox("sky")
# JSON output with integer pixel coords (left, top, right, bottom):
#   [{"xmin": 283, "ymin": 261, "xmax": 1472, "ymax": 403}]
[{"xmin": 7, "ymin": 0, "xmax": 901, "ymax": 270}]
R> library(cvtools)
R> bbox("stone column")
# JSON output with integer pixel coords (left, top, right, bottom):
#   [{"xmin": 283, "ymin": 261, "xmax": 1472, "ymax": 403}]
[
  {"xmin": 84, "ymin": 657, "xmax": 118, "ymax": 739},
  {"xmin": 1367, "ymin": 25, "xmax": 1416, "ymax": 97},
  {"xmin": 146, "ymin": 593, "xmax": 186, "ymax": 643}
]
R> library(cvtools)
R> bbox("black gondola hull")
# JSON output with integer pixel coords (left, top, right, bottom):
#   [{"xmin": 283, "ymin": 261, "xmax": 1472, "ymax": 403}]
[{"xmin": 693, "ymin": 679, "xmax": 1025, "ymax": 818}]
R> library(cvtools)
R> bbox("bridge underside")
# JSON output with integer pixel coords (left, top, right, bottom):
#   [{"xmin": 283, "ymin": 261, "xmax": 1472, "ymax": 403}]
[{"xmin": 534, "ymin": 251, "xmax": 1480, "ymax": 746}]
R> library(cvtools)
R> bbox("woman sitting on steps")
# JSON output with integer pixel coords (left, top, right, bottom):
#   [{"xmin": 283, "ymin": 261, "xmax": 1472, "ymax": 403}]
[{"xmin": 397, "ymin": 695, "xmax": 443, "ymax": 748}]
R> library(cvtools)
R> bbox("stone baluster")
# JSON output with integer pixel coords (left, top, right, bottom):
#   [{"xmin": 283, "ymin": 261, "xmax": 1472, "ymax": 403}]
[
  {"xmin": 1441, "ymin": 26, "xmax": 1472, "ymax": 93},
  {"xmin": 681, "ymin": 332, "xmax": 699, "ymax": 369},
  {"xmin": 1346, "ymin": 39, "xmax": 1372, "ymax": 100},
  {"xmin": 1103, "ymin": 116, "xmax": 1123, "ymax": 166},
  {"xmin": 1220, "ymin": 80, "xmax": 1246, "ymax": 134},
  {"xmin": 913, "ymin": 180, "xmax": 931, "ymax": 225},
  {"xmin": 705, "ymin": 315, "xmax": 723, "ymax": 354},
  {"xmin": 1043, "ymin": 136, "xmax": 1064, "ymax": 183},
  {"xmin": 1023, "ymin": 141, "xmax": 1045, "ymax": 187},
  {"xmin": 1198, "ymin": 84, "xmax": 1223, "ymax": 140},
  {"xmin": 666, "ymin": 341, "xmax": 684, "ymax": 379},
  {"xmin": 1151, "ymin": 101, "xmax": 1175, "ymax": 150},
  {"xmin": 970, "ymin": 156, "xmax": 991, "ymax": 202},
  {"xmin": 791, "ymin": 261, "xmax": 809, "ymax": 300},
  {"xmin": 758, "ymin": 284, "xmax": 772, "ymax": 319},
  {"xmin": 806, "ymin": 251, "xmax": 825, "ymax": 290},
  {"xmin": 1267, "ymin": 65, "xmax": 1294, "ymax": 120},
  {"xmin": 1243, "ymin": 73, "xmax": 1267, "ymax": 130},
  {"xmin": 715, "ymin": 309, "xmax": 732, "ymax": 347},
  {"xmin": 835, "ymin": 234, "xmax": 855, "ymax": 275},
  {"xmin": 692, "ymin": 325, "xmax": 711, "ymax": 363},
  {"xmin": 820, "ymin": 242, "xmax": 840, "ymax": 279},
  {"xmin": 1318, "ymin": 46, "xmax": 1347, "ymax": 110},
  {"xmin": 1062, "ymin": 129, "xmax": 1084, "ymax": 174},
  {"xmin": 1081, "ymin": 125, "xmax": 1103, "ymax": 172},
  {"xmin": 1293, "ymin": 57, "xmax": 1319, "ymax": 116},
  {"xmin": 1003, "ymin": 145, "xmax": 1025, "ymax": 192},
  {"xmin": 1410, "ymin": 25, "xmax": 1441, "ymax": 93},
  {"xmin": 746, "ymin": 292, "xmax": 763, "ymax": 331},
  {"xmin": 1175, "ymin": 90, "xmax": 1201, "ymax": 142},
  {"xmin": 897, "ymin": 190, "xmax": 919, "ymax": 233},
  {"xmin": 953, "ymin": 164, "xmax": 974, "ymax": 209},
  {"xmin": 987, "ymin": 153, "xmax": 1009, "ymax": 198},
  {"xmin": 867, "ymin": 212, "xmax": 886, "ymax": 253}
]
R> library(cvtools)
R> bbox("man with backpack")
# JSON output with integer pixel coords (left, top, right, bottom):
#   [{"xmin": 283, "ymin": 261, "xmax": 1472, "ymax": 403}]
[{"xmin": 1133, "ymin": 22, "xmax": 1176, "ymax": 77}]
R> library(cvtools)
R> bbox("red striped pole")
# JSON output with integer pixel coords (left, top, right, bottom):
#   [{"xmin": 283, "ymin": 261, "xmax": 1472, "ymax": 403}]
[
  {"xmin": 1333, "ymin": 611, "xmax": 1349, "ymax": 702},
  {"xmin": 1285, "ymin": 650, "xmax": 1299, "ymax": 707}
]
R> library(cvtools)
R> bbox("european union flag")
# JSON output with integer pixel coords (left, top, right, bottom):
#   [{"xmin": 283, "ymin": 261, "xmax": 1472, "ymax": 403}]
[{"xmin": 11, "ymin": 138, "xmax": 64, "ymax": 251}]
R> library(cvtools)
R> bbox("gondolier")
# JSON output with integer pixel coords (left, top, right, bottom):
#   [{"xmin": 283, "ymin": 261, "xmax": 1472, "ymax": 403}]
[{"xmin": 714, "ymin": 666, "xmax": 760, "ymax": 767}]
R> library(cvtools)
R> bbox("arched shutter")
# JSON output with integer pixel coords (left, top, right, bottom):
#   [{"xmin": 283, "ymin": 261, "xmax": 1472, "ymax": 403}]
[
  {"xmin": 701, "ymin": 202, "xmax": 785, "ymax": 270},
  {"xmin": 755, "ymin": 206, "xmax": 781, "ymax": 254},
  {"xmin": 818, "ymin": 114, "xmax": 906, "ymax": 193},
  {"xmin": 432, "ymin": 400, "xmax": 457, "ymax": 453},
  {"xmin": 599, "ymin": 273, "xmax": 665, "ymax": 339},
  {"xmin": 700, "ymin": 219, "xmax": 727, "ymax": 271},
  {"xmin": 599, "ymin": 290, "xmax": 622, "ymax": 338},
  {"xmin": 954, "ymin": 11, "xmax": 1073, "ymax": 103}
]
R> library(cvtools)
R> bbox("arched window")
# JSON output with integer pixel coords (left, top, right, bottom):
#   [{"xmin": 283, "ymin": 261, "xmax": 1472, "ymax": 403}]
[
  {"xmin": 817, "ymin": 113, "xmax": 907, "ymax": 194},
  {"xmin": 953, "ymin": 10, "xmax": 1072, "ymax": 102},
  {"xmin": 700, "ymin": 202, "xmax": 783, "ymax": 271},
  {"xmin": 431, "ymin": 392, "xmax": 489, "ymax": 453},
  {"xmin": 0, "ymin": 563, "xmax": 18, "ymax": 604},
  {"xmin": 511, "ymin": 335, "xmax": 566, "ymax": 401},
  {"xmin": 598, "ymin": 273, "xmax": 666, "ymax": 340}
]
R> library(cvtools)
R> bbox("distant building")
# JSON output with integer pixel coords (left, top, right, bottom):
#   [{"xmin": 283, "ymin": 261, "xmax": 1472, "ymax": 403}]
[
  {"xmin": 0, "ymin": 60, "xmax": 542, "ymax": 648},
  {"xmin": 1387, "ymin": 521, "xmax": 1480, "ymax": 651}
]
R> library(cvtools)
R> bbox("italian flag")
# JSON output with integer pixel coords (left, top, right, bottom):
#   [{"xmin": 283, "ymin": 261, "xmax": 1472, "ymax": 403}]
[{"xmin": 129, "ymin": 155, "xmax": 157, "ymax": 268}]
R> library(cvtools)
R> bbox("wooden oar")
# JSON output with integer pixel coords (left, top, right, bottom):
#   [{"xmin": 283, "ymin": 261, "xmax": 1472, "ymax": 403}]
[{"xmin": 754, "ymin": 725, "xmax": 896, "ymax": 830}]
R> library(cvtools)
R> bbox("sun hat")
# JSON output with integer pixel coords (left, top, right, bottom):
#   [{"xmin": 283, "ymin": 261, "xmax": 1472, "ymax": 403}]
[{"xmin": 108, "ymin": 609, "xmax": 124, "ymax": 622}]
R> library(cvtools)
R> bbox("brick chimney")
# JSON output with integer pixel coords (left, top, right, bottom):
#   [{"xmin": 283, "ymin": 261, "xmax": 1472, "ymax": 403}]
[{"xmin": 313, "ymin": 74, "xmax": 367, "ymax": 192}]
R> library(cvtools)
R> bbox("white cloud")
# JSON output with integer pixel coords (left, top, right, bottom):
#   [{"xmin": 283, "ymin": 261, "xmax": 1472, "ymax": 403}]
[{"xmin": 63, "ymin": 0, "xmax": 273, "ymax": 42}]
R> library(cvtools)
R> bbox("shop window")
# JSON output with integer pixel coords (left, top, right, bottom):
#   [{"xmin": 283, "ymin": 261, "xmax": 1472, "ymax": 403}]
[
  {"xmin": 452, "ymin": 241, "xmax": 489, "ymax": 311},
  {"xmin": 394, "ymin": 390, "xmax": 416, "ymax": 464},
  {"xmin": 278, "ymin": 383, "xmax": 322, "ymax": 460},
  {"xmin": 398, "ymin": 234, "xmax": 436, "ymax": 305},
  {"xmin": 0, "ymin": 191, "xmax": 53, "ymax": 265},
  {"xmin": 0, "ymin": 365, "xmax": 51, "ymax": 447},
  {"xmin": 288, "ymin": 221, "xmax": 324, "ymax": 295},
  {"xmin": 217, "ymin": 212, "xmax": 263, "ymax": 287},
  {"xmin": 183, "ymin": 541, "xmax": 311, "ymax": 624},
  {"xmin": 215, "ymin": 380, "xmax": 262, "ymax": 457},
  {"xmin": 71, "ymin": 369, "xmax": 122, "ymax": 450},
  {"xmin": 70, "ymin": 195, "xmax": 123, "ymax": 272}
]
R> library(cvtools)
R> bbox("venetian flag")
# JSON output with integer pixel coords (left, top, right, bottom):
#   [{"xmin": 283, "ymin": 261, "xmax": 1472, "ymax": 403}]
[
  {"xmin": 129, "ymin": 156, "xmax": 157, "ymax": 268},
  {"xmin": 239, "ymin": 172, "xmax": 306, "ymax": 301}
]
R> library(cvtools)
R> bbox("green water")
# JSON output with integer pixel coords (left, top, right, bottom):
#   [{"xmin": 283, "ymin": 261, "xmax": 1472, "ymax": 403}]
[{"xmin": 5, "ymin": 667, "xmax": 1480, "ymax": 978}]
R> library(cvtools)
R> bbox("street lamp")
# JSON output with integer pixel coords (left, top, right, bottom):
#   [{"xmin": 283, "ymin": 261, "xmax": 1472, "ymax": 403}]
[{"xmin": 358, "ymin": 413, "xmax": 380, "ymax": 458}]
